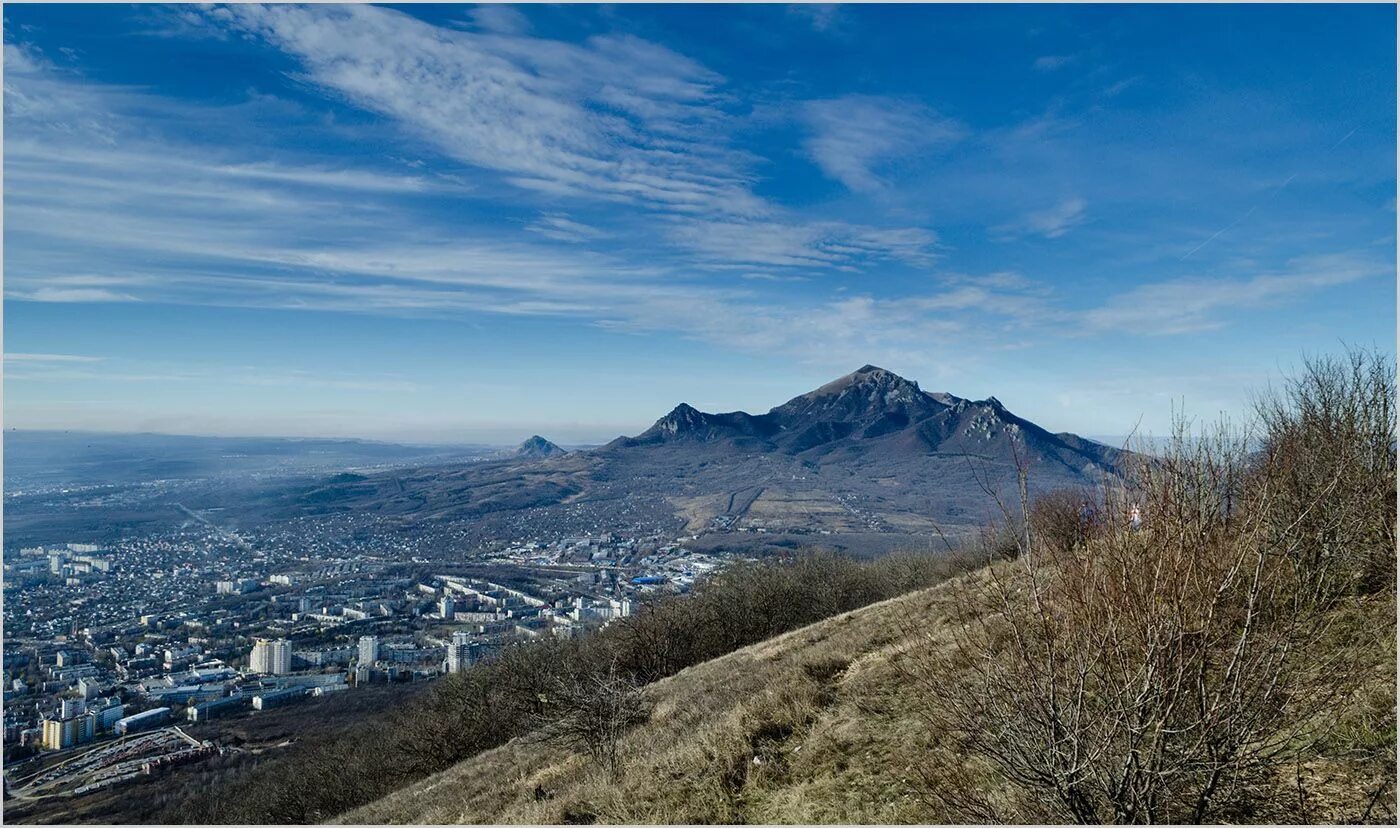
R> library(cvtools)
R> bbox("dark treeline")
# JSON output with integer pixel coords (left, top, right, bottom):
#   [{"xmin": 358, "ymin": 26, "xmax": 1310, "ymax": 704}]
[{"xmin": 166, "ymin": 549, "xmax": 977, "ymax": 823}]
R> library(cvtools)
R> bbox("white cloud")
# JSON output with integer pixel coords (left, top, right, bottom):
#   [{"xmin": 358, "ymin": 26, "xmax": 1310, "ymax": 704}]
[
  {"xmin": 7, "ymin": 10, "xmax": 1377, "ymax": 382},
  {"xmin": 3, "ymin": 42, "xmax": 49, "ymax": 75},
  {"xmin": 739, "ymin": 272, "xmax": 808, "ymax": 283},
  {"xmin": 19, "ymin": 11, "xmax": 964, "ymax": 329},
  {"xmin": 1102, "ymin": 77, "xmax": 1139, "ymax": 98},
  {"xmin": 524, "ymin": 213, "xmax": 606, "ymax": 243},
  {"xmin": 4, "ymin": 357, "xmax": 417, "ymax": 392},
  {"xmin": 1026, "ymin": 198, "xmax": 1087, "ymax": 238},
  {"xmin": 993, "ymin": 197, "xmax": 1087, "ymax": 240},
  {"xmin": 211, "ymin": 161, "xmax": 448, "ymax": 194},
  {"xmin": 788, "ymin": 4, "xmax": 843, "ymax": 33},
  {"xmin": 801, "ymin": 95, "xmax": 964, "ymax": 193},
  {"xmin": 466, "ymin": 4, "xmax": 532, "ymax": 35},
  {"xmin": 4, "ymin": 353, "xmax": 106, "ymax": 363},
  {"xmin": 668, "ymin": 219, "xmax": 939, "ymax": 269},
  {"xmin": 9, "ymin": 287, "xmax": 139, "ymax": 303},
  {"xmin": 1082, "ymin": 253, "xmax": 1386, "ymax": 335},
  {"xmin": 211, "ymin": 4, "xmax": 764, "ymax": 216}
]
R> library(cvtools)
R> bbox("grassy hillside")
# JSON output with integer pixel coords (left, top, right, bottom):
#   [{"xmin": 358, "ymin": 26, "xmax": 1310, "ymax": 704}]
[{"xmin": 339, "ymin": 561, "xmax": 1395, "ymax": 824}]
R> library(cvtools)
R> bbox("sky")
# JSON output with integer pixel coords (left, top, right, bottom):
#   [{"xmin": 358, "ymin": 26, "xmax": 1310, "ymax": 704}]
[{"xmin": 3, "ymin": 3, "xmax": 1396, "ymax": 445}]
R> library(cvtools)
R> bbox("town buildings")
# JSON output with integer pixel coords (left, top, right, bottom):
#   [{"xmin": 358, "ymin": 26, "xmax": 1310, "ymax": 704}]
[
  {"xmin": 358, "ymin": 635, "xmax": 379, "ymax": 666},
  {"xmin": 249, "ymin": 638, "xmax": 292, "ymax": 676}
]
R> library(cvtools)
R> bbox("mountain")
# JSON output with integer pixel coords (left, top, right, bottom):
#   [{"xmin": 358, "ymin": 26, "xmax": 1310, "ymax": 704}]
[
  {"xmin": 270, "ymin": 366, "xmax": 1126, "ymax": 545},
  {"xmin": 767, "ymin": 364, "xmax": 949, "ymax": 432},
  {"xmin": 613, "ymin": 364, "xmax": 1120, "ymax": 475},
  {"xmin": 624, "ymin": 403, "xmax": 777, "ymax": 447},
  {"xmin": 515, "ymin": 435, "xmax": 567, "ymax": 458}
]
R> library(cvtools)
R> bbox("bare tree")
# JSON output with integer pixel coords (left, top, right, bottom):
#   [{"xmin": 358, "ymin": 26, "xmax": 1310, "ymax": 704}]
[{"xmin": 1029, "ymin": 486, "xmax": 1099, "ymax": 555}]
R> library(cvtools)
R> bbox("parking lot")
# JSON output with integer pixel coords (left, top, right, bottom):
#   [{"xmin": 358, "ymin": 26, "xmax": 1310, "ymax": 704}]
[{"xmin": 5, "ymin": 727, "xmax": 214, "ymax": 801}]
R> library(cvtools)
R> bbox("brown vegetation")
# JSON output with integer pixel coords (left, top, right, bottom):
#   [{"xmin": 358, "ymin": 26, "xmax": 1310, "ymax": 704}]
[
  {"xmin": 534, "ymin": 663, "xmax": 647, "ymax": 777},
  {"xmin": 897, "ymin": 348, "xmax": 1396, "ymax": 823}
]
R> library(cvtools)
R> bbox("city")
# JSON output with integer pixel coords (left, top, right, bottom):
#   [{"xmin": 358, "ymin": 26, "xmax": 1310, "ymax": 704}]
[{"xmin": 2, "ymin": 506, "xmax": 727, "ymax": 810}]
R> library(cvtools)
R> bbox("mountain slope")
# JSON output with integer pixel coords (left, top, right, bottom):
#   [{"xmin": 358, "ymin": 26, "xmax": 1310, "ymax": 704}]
[
  {"xmin": 338, "ymin": 568, "xmax": 985, "ymax": 824},
  {"xmin": 341, "ymin": 562, "xmax": 1395, "ymax": 825}
]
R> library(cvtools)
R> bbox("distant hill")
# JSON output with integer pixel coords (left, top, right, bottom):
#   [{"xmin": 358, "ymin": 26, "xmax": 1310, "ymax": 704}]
[
  {"xmin": 268, "ymin": 366, "xmax": 1127, "ymax": 542},
  {"xmin": 514, "ymin": 435, "xmax": 567, "ymax": 458}
]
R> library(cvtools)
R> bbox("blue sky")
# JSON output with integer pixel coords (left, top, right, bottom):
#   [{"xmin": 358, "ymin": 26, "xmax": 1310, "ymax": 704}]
[{"xmin": 4, "ymin": 3, "xmax": 1395, "ymax": 444}]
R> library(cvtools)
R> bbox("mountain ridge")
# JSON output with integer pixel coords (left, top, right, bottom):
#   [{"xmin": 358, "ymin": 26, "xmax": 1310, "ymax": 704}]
[
  {"xmin": 609, "ymin": 365, "xmax": 1118, "ymax": 474},
  {"xmin": 270, "ymin": 365, "xmax": 1126, "ymax": 542}
]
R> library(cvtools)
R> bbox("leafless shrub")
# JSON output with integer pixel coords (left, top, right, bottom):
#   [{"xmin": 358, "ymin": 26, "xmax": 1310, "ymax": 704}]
[
  {"xmin": 1030, "ymin": 486, "xmax": 1098, "ymax": 555},
  {"xmin": 536, "ymin": 663, "xmax": 648, "ymax": 777},
  {"xmin": 901, "ymin": 349, "xmax": 1396, "ymax": 823},
  {"xmin": 1252, "ymin": 346, "xmax": 1397, "ymax": 597}
]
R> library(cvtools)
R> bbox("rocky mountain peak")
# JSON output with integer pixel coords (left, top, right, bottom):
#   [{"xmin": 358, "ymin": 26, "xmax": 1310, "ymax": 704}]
[
  {"xmin": 768, "ymin": 365, "xmax": 943, "ymax": 426},
  {"xmin": 660, "ymin": 402, "xmax": 702, "ymax": 424},
  {"xmin": 638, "ymin": 402, "xmax": 721, "ymax": 440},
  {"xmin": 609, "ymin": 368, "xmax": 1120, "ymax": 480}
]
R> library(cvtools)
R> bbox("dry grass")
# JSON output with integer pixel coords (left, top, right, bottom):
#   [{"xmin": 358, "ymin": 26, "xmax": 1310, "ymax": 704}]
[
  {"xmin": 337, "ymin": 566, "xmax": 1009, "ymax": 824},
  {"xmin": 338, "ymin": 556, "xmax": 1393, "ymax": 825}
]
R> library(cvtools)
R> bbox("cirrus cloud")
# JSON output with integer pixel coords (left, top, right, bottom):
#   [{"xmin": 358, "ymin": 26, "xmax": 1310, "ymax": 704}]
[{"xmin": 800, "ymin": 95, "xmax": 965, "ymax": 193}]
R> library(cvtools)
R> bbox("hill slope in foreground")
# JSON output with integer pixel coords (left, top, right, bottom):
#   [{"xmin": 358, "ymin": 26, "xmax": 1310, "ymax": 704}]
[{"xmin": 342, "ymin": 563, "xmax": 1395, "ymax": 825}]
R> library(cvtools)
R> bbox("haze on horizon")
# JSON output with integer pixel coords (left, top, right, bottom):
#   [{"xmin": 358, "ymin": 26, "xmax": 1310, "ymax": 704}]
[{"xmin": 3, "ymin": 4, "xmax": 1395, "ymax": 445}]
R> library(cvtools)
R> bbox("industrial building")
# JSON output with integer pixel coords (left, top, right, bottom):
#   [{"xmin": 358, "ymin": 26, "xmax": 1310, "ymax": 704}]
[
  {"xmin": 114, "ymin": 707, "xmax": 171, "ymax": 735},
  {"xmin": 252, "ymin": 687, "xmax": 305, "ymax": 710},
  {"xmin": 186, "ymin": 694, "xmax": 252, "ymax": 722}
]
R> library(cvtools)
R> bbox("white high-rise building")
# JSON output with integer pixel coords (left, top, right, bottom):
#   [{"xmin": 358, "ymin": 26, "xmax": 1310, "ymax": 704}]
[
  {"xmin": 249, "ymin": 638, "xmax": 292, "ymax": 675},
  {"xmin": 446, "ymin": 631, "xmax": 472, "ymax": 674},
  {"xmin": 358, "ymin": 635, "xmax": 379, "ymax": 665},
  {"xmin": 438, "ymin": 596, "xmax": 456, "ymax": 619}
]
